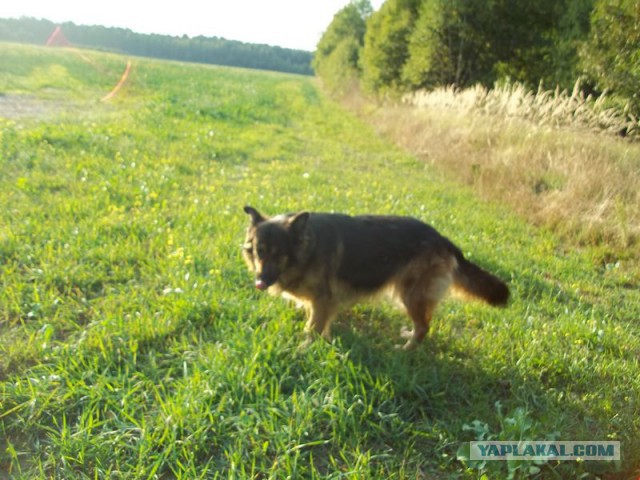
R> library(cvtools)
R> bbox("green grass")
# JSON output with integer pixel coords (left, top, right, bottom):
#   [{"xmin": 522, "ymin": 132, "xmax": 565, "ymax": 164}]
[{"xmin": 1, "ymin": 42, "xmax": 639, "ymax": 478}]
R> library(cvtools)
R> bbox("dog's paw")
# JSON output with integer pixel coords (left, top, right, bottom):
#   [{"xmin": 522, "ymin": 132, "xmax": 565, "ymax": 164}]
[
  {"xmin": 395, "ymin": 338, "xmax": 419, "ymax": 350},
  {"xmin": 296, "ymin": 336, "xmax": 315, "ymax": 353},
  {"xmin": 399, "ymin": 326, "xmax": 414, "ymax": 340},
  {"xmin": 396, "ymin": 327, "xmax": 421, "ymax": 350},
  {"xmin": 401, "ymin": 338, "xmax": 419, "ymax": 350}
]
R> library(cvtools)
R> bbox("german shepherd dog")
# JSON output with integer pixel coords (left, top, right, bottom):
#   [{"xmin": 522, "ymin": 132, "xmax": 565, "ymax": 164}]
[{"xmin": 242, "ymin": 206, "xmax": 509, "ymax": 349}]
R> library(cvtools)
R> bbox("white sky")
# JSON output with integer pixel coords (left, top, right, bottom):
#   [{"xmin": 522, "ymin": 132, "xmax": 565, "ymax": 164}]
[{"xmin": 0, "ymin": 1, "xmax": 384, "ymax": 51}]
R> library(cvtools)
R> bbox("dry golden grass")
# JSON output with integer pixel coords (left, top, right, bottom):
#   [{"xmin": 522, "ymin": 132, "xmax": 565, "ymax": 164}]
[
  {"xmin": 405, "ymin": 81, "xmax": 639, "ymax": 138},
  {"xmin": 343, "ymin": 83, "xmax": 640, "ymax": 261}
]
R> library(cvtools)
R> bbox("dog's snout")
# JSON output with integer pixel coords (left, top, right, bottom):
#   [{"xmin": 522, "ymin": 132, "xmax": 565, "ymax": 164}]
[
  {"xmin": 254, "ymin": 260, "xmax": 279, "ymax": 290},
  {"xmin": 256, "ymin": 271, "xmax": 277, "ymax": 289}
]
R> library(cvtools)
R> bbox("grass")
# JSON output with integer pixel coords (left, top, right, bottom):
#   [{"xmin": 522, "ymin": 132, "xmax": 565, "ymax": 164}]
[
  {"xmin": 405, "ymin": 81, "xmax": 639, "ymax": 139},
  {"xmin": 1, "ymin": 42, "xmax": 639, "ymax": 478},
  {"xmin": 363, "ymin": 82, "xmax": 640, "ymax": 268}
]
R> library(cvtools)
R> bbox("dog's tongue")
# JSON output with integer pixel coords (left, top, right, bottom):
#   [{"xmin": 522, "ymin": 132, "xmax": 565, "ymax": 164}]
[{"xmin": 255, "ymin": 279, "xmax": 268, "ymax": 290}]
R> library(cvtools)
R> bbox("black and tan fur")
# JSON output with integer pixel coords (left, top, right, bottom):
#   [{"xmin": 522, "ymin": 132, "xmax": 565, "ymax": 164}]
[{"xmin": 242, "ymin": 206, "xmax": 509, "ymax": 349}]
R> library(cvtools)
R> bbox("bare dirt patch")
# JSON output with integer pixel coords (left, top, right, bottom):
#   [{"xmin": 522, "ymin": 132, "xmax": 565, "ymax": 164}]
[{"xmin": 0, "ymin": 93, "xmax": 70, "ymax": 120}]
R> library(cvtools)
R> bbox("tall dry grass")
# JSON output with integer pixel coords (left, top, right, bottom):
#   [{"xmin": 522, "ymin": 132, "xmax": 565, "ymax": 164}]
[
  {"xmin": 346, "ymin": 83, "xmax": 640, "ymax": 262},
  {"xmin": 405, "ymin": 81, "xmax": 639, "ymax": 138}
]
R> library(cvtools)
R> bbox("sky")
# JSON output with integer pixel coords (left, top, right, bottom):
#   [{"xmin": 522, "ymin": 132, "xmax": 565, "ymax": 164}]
[{"xmin": 0, "ymin": 0, "xmax": 385, "ymax": 52}]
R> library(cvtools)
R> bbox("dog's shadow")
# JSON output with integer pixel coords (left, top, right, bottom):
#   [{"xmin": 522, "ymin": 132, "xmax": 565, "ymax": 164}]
[{"xmin": 326, "ymin": 308, "xmax": 515, "ymax": 423}]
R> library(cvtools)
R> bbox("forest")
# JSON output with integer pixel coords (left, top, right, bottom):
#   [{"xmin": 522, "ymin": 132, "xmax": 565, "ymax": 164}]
[
  {"xmin": 314, "ymin": 0, "xmax": 640, "ymax": 115},
  {"xmin": 0, "ymin": 16, "xmax": 313, "ymax": 76}
]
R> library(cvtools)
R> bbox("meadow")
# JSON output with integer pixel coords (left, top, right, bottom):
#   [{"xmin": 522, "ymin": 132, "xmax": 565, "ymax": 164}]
[{"xmin": 1, "ymin": 42, "xmax": 639, "ymax": 478}]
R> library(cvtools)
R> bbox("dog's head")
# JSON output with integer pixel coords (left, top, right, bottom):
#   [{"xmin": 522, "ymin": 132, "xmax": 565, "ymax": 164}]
[{"xmin": 242, "ymin": 206, "xmax": 309, "ymax": 291}]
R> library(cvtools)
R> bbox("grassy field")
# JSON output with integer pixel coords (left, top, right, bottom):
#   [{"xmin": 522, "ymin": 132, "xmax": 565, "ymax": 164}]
[{"xmin": 1, "ymin": 42, "xmax": 639, "ymax": 478}]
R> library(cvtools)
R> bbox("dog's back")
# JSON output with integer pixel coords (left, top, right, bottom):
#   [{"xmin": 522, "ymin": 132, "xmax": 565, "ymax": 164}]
[{"xmin": 307, "ymin": 213, "xmax": 455, "ymax": 292}]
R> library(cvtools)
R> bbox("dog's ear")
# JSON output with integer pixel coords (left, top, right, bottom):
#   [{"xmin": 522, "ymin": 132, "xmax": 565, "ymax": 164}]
[
  {"xmin": 244, "ymin": 206, "xmax": 266, "ymax": 225},
  {"xmin": 288, "ymin": 211, "xmax": 309, "ymax": 237}
]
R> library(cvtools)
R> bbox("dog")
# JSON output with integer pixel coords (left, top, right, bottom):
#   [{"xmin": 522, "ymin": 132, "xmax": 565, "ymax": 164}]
[{"xmin": 242, "ymin": 206, "xmax": 509, "ymax": 349}]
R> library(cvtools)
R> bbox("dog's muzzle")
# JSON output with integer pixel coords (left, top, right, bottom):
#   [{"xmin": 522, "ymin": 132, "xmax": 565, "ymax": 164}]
[
  {"xmin": 255, "ymin": 273, "xmax": 277, "ymax": 291},
  {"xmin": 255, "ymin": 263, "xmax": 278, "ymax": 291}
]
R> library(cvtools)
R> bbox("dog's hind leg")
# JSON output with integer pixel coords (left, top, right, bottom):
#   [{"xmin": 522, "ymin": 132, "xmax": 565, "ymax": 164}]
[
  {"xmin": 398, "ymin": 260, "xmax": 454, "ymax": 350},
  {"xmin": 400, "ymin": 297, "xmax": 439, "ymax": 350}
]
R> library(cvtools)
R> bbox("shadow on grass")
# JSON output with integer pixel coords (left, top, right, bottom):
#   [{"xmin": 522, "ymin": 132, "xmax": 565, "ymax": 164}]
[
  {"xmin": 333, "ymin": 313, "xmax": 511, "ymax": 421},
  {"xmin": 327, "ymin": 302, "xmax": 632, "ymax": 478}
]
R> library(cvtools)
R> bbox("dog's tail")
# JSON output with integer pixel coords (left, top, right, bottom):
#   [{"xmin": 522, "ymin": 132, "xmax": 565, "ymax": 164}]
[{"xmin": 452, "ymin": 252, "xmax": 509, "ymax": 307}]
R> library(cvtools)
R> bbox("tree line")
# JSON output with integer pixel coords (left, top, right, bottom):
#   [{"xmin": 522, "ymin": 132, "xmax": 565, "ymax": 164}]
[
  {"xmin": 0, "ymin": 17, "xmax": 313, "ymax": 76},
  {"xmin": 314, "ymin": 0, "xmax": 640, "ymax": 113}
]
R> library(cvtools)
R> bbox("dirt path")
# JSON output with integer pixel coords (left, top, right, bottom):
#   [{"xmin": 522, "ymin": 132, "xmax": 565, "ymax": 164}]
[{"xmin": 0, "ymin": 94, "xmax": 69, "ymax": 120}]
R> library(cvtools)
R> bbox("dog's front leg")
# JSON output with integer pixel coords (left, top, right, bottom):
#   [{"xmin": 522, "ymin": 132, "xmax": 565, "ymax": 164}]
[{"xmin": 304, "ymin": 300, "xmax": 337, "ymax": 341}]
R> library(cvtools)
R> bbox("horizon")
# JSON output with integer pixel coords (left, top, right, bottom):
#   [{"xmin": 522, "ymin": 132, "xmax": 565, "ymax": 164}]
[{"xmin": 0, "ymin": 1, "xmax": 385, "ymax": 52}]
